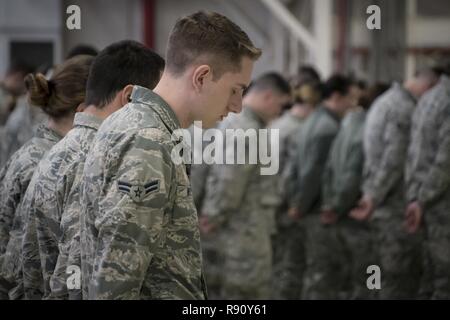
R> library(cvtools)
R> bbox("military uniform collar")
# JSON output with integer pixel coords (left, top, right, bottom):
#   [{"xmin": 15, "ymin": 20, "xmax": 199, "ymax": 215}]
[
  {"xmin": 242, "ymin": 106, "xmax": 266, "ymax": 126},
  {"xmin": 287, "ymin": 110, "xmax": 305, "ymax": 123},
  {"xmin": 319, "ymin": 105, "xmax": 341, "ymax": 123},
  {"xmin": 73, "ymin": 112, "xmax": 103, "ymax": 131},
  {"xmin": 35, "ymin": 124, "xmax": 63, "ymax": 143},
  {"xmin": 74, "ymin": 112, "xmax": 103, "ymax": 130},
  {"xmin": 131, "ymin": 85, "xmax": 181, "ymax": 133}
]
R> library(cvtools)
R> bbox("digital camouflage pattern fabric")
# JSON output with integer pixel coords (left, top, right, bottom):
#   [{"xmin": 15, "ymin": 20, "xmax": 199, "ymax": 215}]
[
  {"xmin": 0, "ymin": 124, "xmax": 61, "ymax": 299},
  {"xmin": 20, "ymin": 113, "xmax": 102, "ymax": 300},
  {"xmin": 80, "ymin": 86, "xmax": 206, "ymax": 300},
  {"xmin": 363, "ymin": 83, "xmax": 423, "ymax": 299},
  {"xmin": 202, "ymin": 107, "xmax": 278, "ymax": 299},
  {"xmin": 406, "ymin": 75, "xmax": 450, "ymax": 299}
]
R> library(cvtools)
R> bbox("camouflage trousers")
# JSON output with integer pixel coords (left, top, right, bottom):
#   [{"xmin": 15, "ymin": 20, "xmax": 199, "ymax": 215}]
[
  {"xmin": 421, "ymin": 201, "xmax": 450, "ymax": 299},
  {"xmin": 0, "ymin": 273, "xmax": 24, "ymax": 300},
  {"xmin": 0, "ymin": 255, "xmax": 8, "ymax": 299},
  {"xmin": 301, "ymin": 214, "xmax": 376, "ymax": 299},
  {"xmin": 370, "ymin": 203, "xmax": 424, "ymax": 299},
  {"xmin": 271, "ymin": 222, "xmax": 306, "ymax": 299},
  {"xmin": 49, "ymin": 235, "xmax": 83, "ymax": 300},
  {"xmin": 220, "ymin": 228, "xmax": 272, "ymax": 300},
  {"xmin": 338, "ymin": 219, "xmax": 377, "ymax": 299},
  {"xmin": 200, "ymin": 231, "xmax": 225, "ymax": 300},
  {"xmin": 0, "ymin": 251, "xmax": 25, "ymax": 300}
]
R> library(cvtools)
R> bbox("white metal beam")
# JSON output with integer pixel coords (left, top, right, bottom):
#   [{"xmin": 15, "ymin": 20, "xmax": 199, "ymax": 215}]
[
  {"xmin": 313, "ymin": 0, "xmax": 333, "ymax": 78},
  {"xmin": 289, "ymin": 33, "xmax": 299, "ymax": 74},
  {"xmin": 259, "ymin": 0, "xmax": 317, "ymax": 53}
]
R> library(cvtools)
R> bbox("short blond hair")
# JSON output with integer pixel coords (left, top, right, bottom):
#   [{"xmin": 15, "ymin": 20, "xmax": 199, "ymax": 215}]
[{"xmin": 166, "ymin": 11, "xmax": 261, "ymax": 80}]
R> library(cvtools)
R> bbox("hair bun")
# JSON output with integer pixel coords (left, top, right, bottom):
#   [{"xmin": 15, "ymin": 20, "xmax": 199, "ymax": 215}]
[{"xmin": 25, "ymin": 73, "xmax": 52, "ymax": 109}]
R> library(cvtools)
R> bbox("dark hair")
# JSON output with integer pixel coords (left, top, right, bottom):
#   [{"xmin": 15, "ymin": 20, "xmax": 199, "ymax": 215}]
[
  {"xmin": 431, "ymin": 66, "xmax": 445, "ymax": 76},
  {"xmin": 25, "ymin": 55, "xmax": 94, "ymax": 118},
  {"xmin": 442, "ymin": 62, "xmax": 450, "ymax": 76},
  {"xmin": 166, "ymin": 11, "xmax": 261, "ymax": 80},
  {"xmin": 297, "ymin": 65, "xmax": 321, "ymax": 84},
  {"xmin": 322, "ymin": 74, "xmax": 352, "ymax": 100},
  {"xmin": 356, "ymin": 79, "xmax": 367, "ymax": 90},
  {"xmin": 248, "ymin": 72, "xmax": 291, "ymax": 96},
  {"xmin": 66, "ymin": 44, "xmax": 99, "ymax": 59},
  {"xmin": 85, "ymin": 40, "xmax": 165, "ymax": 108},
  {"xmin": 415, "ymin": 66, "xmax": 444, "ymax": 82},
  {"xmin": 359, "ymin": 82, "xmax": 390, "ymax": 110}
]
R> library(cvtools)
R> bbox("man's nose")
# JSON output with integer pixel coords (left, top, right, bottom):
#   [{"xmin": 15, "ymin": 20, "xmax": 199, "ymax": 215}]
[{"xmin": 229, "ymin": 100, "xmax": 243, "ymax": 114}]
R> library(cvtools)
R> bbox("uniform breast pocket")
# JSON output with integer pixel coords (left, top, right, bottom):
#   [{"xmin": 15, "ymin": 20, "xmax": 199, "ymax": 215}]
[
  {"xmin": 176, "ymin": 184, "xmax": 190, "ymax": 198},
  {"xmin": 168, "ymin": 183, "xmax": 200, "ymax": 251},
  {"xmin": 170, "ymin": 161, "xmax": 199, "ymax": 235},
  {"xmin": 173, "ymin": 184, "xmax": 197, "ymax": 219}
]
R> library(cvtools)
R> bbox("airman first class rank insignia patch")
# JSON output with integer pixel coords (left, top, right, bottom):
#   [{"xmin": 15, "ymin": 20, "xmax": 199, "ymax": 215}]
[{"xmin": 117, "ymin": 180, "xmax": 160, "ymax": 203}]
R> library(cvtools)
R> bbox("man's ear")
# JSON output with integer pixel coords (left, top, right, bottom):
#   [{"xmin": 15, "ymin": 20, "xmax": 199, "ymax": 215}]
[
  {"xmin": 263, "ymin": 90, "xmax": 273, "ymax": 102},
  {"xmin": 76, "ymin": 102, "xmax": 87, "ymax": 112},
  {"xmin": 192, "ymin": 65, "xmax": 212, "ymax": 93},
  {"xmin": 120, "ymin": 84, "xmax": 134, "ymax": 106}
]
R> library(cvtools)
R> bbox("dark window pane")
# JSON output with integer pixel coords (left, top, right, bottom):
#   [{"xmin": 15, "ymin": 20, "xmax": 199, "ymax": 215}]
[
  {"xmin": 9, "ymin": 41, "xmax": 53, "ymax": 72},
  {"xmin": 417, "ymin": 0, "xmax": 450, "ymax": 17}
]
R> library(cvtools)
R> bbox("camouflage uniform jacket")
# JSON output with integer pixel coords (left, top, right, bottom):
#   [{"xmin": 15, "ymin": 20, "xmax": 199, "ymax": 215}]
[
  {"xmin": 362, "ymin": 83, "xmax": 416, "ymax": 210},
  {"xmin": 80, "ymin": 85, "xmax": 206, "ymax": 300},
  {"xmin": 21, "ymin": 113, "xmax": 102, "ymax": 299},
  {"xmin": 0, "ymin": 124, "xmax": 61, "ymax": 299},
  {"xmin": 405, "ymin": 75, "xmax": 450, "ymax": 210}
]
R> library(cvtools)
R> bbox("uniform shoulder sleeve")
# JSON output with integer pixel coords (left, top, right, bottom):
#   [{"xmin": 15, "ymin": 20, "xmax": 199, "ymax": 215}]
[{"xmin": 88, "ymin": 126, "xmax": 175, "ymax": 299}]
